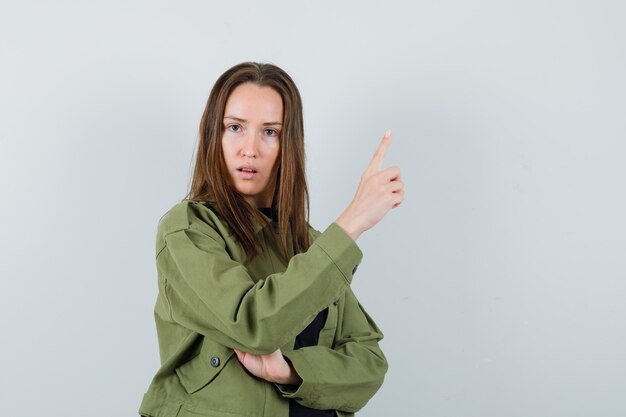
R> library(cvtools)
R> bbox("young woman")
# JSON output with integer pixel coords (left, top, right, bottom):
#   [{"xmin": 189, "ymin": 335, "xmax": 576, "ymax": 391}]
[{"xmin": 138, "ymin": 62, "xmax": 404, "ymax": 417}]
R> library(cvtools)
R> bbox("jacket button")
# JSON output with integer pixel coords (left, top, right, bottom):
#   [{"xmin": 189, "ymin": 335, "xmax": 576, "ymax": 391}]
[
  {"xmin": 333, "ymin": 299, "xmax": 339, "ymax": 305},
  {"xmin": 210, "ymin": 356, "xmax": 220, "ymax": 367}
]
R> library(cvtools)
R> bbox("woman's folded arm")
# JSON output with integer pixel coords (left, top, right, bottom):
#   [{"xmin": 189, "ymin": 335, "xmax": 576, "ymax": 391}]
[
  {"xmin": 157, "ymin": 220, "xmax": 363, "ymax": 355},
  {"xmin": 273, "ymin": 286, "xmax": 389, "ymax": 413}
]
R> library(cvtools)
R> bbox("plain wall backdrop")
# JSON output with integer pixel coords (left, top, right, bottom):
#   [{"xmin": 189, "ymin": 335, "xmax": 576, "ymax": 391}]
[{"xmin": 1, "ymin": 1, "xmax": 624, "ymax": 416}]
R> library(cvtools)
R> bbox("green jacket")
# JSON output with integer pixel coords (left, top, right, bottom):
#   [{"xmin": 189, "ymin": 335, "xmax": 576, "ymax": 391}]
[{"xmin": 138, "ymin": 201, "xmax": 388, "ymax": 417}]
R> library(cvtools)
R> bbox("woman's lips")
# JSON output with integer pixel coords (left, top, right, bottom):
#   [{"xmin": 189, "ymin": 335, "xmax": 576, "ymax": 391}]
[{"xmin": 237, "ymin": 169, "xmax": 258, "ymax": 179}]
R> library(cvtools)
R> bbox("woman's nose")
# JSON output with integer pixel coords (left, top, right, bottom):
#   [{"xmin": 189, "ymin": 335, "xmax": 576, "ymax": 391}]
[{"xmin": 241, "ymin": 131, "xmax": 258, "ymax": 157}]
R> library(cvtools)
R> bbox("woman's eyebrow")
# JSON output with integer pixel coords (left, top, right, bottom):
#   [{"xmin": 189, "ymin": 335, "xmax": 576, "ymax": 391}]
[{"xmin": 224, "ymin": 115, "xmax": 282, "ymax": 126}]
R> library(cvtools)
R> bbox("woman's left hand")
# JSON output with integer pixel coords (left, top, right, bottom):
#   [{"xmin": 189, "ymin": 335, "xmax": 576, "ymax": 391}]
[{"xmin": 233, "ymin": 348, "xmax": 302, "ymax": 385}]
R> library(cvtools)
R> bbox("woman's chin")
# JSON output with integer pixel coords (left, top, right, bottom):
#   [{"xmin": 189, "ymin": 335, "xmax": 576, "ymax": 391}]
[{"xmin": 235, "ymin": 186, "xmax": 265, "ymax": 199}]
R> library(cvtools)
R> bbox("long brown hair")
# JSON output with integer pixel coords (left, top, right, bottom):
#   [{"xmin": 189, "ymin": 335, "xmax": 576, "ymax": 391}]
[{"xmin": 183, "ymin": 61, "xmax": 310, "ymax": 265}]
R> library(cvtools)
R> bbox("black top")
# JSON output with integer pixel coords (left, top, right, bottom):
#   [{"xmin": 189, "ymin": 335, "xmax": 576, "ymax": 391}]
[{"xmin": 257, "ymin": 207, "xmax": 336, "ymax": 417}]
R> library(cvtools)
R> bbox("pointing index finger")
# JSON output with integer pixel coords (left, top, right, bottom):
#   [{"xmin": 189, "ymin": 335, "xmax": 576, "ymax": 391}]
[{"xmin": 368, "ymin": 129, "xmax": 392, "ymax": 173}]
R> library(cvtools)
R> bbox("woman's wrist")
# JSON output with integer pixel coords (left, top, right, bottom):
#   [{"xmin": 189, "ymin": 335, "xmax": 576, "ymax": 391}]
[
  {"xmin": 334, "ymin": 213, "xmax": 362, "ymax": 241},
  {"xmin": 275, "ymin": 356, "xmax": 302, "ymax": 385}
]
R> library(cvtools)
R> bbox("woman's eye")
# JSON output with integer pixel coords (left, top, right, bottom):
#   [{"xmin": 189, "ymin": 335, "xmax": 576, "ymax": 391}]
[
  {"xmin": 227, "ymin": 125, "xmax": 241, "ymax": 132},
  {"xmin": 265, "ymin": 128, "xmax": 278, "ymax": 136}
]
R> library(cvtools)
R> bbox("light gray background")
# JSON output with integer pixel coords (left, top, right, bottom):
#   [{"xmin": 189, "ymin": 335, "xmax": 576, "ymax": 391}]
[{"xmin": 1, "ymin": 1, "xmax": 624, "ymax": 416}]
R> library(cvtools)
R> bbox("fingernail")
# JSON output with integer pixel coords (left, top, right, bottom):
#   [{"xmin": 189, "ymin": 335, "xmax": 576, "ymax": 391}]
[{"xmin": 385, "ymin": 129, "xmax": 392, "ymax": 137}]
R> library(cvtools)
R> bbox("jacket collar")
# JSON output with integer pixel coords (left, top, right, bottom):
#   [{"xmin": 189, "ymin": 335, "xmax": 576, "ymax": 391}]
[
  {"xmin": 252, "ymin": 207, "xmax": 275, "ymax": 234},
  {"xmin": 203, "ymin": 201, "xmax": 275, "ymax": 234}
]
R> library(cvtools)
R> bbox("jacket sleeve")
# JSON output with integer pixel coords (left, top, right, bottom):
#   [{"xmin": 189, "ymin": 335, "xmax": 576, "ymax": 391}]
[
  {"xmin": 273, "ymin": 285, "xmax": 389, "ymax": 413},
  {"xmin": 156, "ymin": 221, "xmax": 362, "ymax": 355}
]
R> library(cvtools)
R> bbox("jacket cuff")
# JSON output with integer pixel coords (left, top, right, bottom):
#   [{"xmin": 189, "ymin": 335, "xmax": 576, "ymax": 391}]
[
  {"xmin": 312, "ymin": 222, "xmax": 363, "ymax": 285},
  {"xmin": 273, "ymin": 349, "xmax": 320, "ymax": 404}
]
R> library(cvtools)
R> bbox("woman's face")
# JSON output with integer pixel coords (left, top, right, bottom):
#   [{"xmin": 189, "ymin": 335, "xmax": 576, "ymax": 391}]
[{"xmin": 221, "ymin": 82, "xmax": 283, "ymax": 208}]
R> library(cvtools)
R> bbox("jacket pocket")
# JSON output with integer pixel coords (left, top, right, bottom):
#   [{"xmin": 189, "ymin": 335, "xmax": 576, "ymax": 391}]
[{"xmin": 175, "ymin": 336, "xmax": 235, "ymax": 394}]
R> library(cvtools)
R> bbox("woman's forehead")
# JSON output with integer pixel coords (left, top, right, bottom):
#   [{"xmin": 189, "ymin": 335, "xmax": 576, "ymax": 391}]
[{"xmin": 224, "ymin": 83, "xmax": 283, "ymax": 122}]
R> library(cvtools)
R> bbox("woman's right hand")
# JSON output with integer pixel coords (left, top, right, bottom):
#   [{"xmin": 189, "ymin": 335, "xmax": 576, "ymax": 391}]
[{"xmin": 335, "ymin": 130, "xmax": 404, "ymax": 241}]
